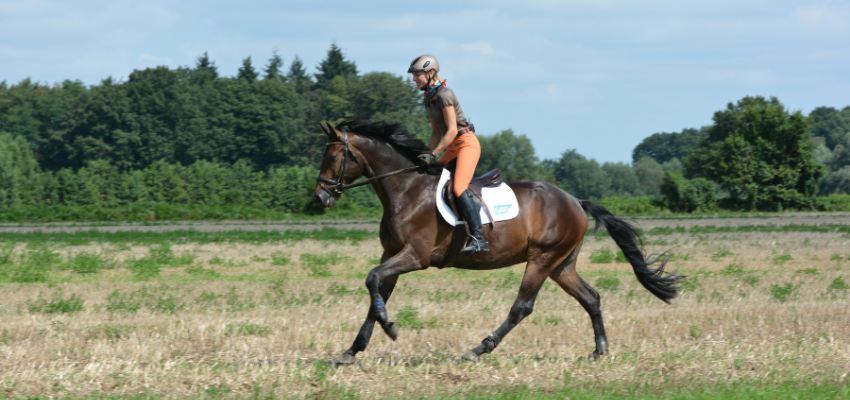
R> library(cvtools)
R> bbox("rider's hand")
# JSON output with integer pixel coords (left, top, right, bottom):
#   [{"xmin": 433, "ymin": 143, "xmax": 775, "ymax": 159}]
[{"xmin": 417, "ymin": 152, "xmax": 437, "ymax": 165}]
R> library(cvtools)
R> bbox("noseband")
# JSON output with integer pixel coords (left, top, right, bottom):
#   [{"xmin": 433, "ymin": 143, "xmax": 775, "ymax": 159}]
[{"xmin": 316, "ymin": 129, "xmax": 427, "ymax": 199}]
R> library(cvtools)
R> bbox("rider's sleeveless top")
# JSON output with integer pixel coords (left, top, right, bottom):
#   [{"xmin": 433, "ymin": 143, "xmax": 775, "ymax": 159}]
[{"xmin": 425, "ymin": 86, "xmax": 470, "ymax": 137}]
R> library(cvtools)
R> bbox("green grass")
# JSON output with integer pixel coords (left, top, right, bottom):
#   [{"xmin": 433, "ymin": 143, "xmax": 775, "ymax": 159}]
[
  {"xmin": 2, "ymin": 223, "xmax": 850, "ymax": 246},
  {"xmin": 395, "ymin": 305, "xmax": 440, "ymax": 331},
  {"xmin": 66, "ymin": 252, "xmax": 112, "ymax": 274},
  {"xmin": 828, "ymin": 277, "xmax": 848, "ymax": 291},
  {"xmin": 772, "ymin": 253, "xmax": 794, "ymax": 265},
  {"xmin": 223, "ymin": 320, "xmax": 272, "ymax": 337},
  {"xmin": 588, "ymin": 223, "xmax": 850, "ymax": 237},
  {"xmin": 271, "ymin": 252, "xmax": 291, "ymax": 266},
  {"xmin": 589, "ymin": 248, "xmax": 615, "ymax": 263},
  {"xmin": 300, "ymin": 253, "xmax": 351, "ymax": 277},
  {"xmin": 0, "ymin": 227, "xmax": 377, "ymax": 245},
  {"xmin": 770, "ymin": 282, "xmax": 799, "ymax": 303},
  {"xmin": 8, "ymin": 379, "xmax": 850, "ymax": 399},
  {"xmin": 104, "ymin": 286, "xmax": 185, "ymax": 314},
  {"xmin": 596, "ymin": 276, "xmax": 621, "ymax": 291},
  {"xmin": 27, "ymin": 290, "xmax": 85, "ymax": 314},
  {"xmin": 720, "ymin": 263, "xmax": 745, "ymax": 275},
  {"xmin": 0, "ymin": 202, "xmax": 382, "ymax": 223},
  {"xmin": 392, "ymin": 380, "xmax": 850, "ymax": 400},
  {"xmin": 5, "ymin": 379, "xmax": 848, "ymax": 399}
]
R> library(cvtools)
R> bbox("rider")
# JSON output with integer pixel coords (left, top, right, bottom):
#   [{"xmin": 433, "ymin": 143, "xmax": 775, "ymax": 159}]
[{"xmin": 408, "ymin": 55, "xmax": 489, "ymax": 256}]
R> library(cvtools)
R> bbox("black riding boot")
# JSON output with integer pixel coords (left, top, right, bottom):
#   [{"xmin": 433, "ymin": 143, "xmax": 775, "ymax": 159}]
[{"xmin": 457, "ymin": 189, "xmax": 489, "ymax": 256}]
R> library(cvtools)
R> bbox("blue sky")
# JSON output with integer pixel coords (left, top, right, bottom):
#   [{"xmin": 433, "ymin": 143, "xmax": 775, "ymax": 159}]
[{"xmin": 2, "ymin": 0, "xmax": 848, "ymax": 163}]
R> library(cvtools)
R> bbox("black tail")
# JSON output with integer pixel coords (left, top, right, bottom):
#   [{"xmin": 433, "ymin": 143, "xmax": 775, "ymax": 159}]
[{"xmin": 580, "ymin": 200, "xmax": 683, "ymax": 303}]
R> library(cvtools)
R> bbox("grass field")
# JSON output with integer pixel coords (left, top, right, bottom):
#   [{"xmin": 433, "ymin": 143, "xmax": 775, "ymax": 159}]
[{"xmin": 0, "ymin": 217, "xmax": 849, "ymax": 399}]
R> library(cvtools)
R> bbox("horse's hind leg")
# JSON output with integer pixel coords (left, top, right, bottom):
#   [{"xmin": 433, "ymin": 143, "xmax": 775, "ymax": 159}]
[
  {"xmin": 549, "ymin": 242, "xmax": 608, "ymax": 359},
  {"xmin": 462, "ymin": 251, "xmax": 566, "ymax": 362}
]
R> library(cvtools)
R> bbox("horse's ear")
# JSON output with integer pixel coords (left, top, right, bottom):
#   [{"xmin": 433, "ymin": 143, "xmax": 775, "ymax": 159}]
[
  {"xmin": 324, "ymin": 122, "xmax": 340, "ymax": 140},
  {"xmin": 319, "ymin": 123, "xmax": 330, "ymax": 136}
]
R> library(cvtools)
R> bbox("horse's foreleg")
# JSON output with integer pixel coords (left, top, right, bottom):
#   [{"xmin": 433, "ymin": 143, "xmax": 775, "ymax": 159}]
[
  {"xmin": 365, "ymin": 246, "xmax": 425, "ymax": 339},
  {"xmin": 337, "ymin": 275, "xmax": 398, "ymax": 365},
  {"xmin": 462, "ymin": 262, "xmax": 550, "ymax": 362},
  {"xmin": 337, "ymin": 246, "xmax": 425, "ymax": 364}
]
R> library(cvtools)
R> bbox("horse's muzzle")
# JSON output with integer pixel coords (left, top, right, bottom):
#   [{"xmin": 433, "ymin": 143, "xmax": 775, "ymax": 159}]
[{"xmin": 313, "ymin": 191, "xmax": 337, "ymax": 209}]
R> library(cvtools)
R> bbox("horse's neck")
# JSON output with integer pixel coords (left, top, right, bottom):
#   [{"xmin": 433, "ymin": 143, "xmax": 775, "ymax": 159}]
[
  {"xmin": 366, "ymin": 155, "xmax": 439, "ymax": 215},
  {"xmin": 372, "ymin": 172, "xmax": 438, "ymax": 215}
]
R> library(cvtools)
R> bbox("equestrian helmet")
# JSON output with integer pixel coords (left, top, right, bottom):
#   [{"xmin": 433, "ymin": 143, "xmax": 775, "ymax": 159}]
[{"xmin": 407, "ymin": 55, "xmax": 439, "ymax": 74}]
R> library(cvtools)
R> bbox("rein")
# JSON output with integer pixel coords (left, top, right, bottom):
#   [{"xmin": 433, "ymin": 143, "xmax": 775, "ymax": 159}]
[{"xmin": 316, "ymin": 129, "xmax": 426, "ymax": 199}]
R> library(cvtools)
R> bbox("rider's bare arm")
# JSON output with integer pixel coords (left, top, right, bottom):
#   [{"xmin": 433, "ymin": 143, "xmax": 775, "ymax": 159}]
[{"xmin": 431, "ymin": 105, "xmax": 458, "ymax": 154}]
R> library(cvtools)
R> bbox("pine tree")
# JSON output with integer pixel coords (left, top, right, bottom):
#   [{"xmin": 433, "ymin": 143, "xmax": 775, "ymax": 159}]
[
  {"xmin": 195, "ymin": 52, "xmax": 218, "ymax": 79},
  {"xmin": 286, "ymin": 55, "xmax": 311, "ymax": 93},
  {"xmin": 264, "ymin": 48, "xmax": 284, "ymax": 81},
  {"xmin": 315, "ymin": 43, "xmax": 357, "ymax": 90},
  {"xmin": 238, "ymin": 57, "xmax": 259, "ymax": 83}
]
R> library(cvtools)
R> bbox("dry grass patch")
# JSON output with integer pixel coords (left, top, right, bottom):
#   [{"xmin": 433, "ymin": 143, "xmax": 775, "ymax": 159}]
[{"xmin": 0, "ymin": 227, "xmax": 848, "ymax": 397}]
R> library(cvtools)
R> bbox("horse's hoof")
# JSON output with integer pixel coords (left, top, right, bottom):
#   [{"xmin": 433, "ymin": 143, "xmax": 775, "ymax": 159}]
[
  {"xmin": 588, "ymin": 350, "xmax": 603, "ymax": 360},
  {"xmin": 335, "ymin": 353, "xmax": 356, "ymax": 365},
  {"xmin": 382, "ymin": 322, "xmax": 398, "ymax": 341},
  {"xmin": 462, "ymin": 351, "xmax": 480, "ymax": 362}
]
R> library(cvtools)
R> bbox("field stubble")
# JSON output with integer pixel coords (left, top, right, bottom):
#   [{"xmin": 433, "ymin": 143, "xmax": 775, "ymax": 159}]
[{"xmin": 0, "ymin": 224, "xmax": 849, "ymax": 398}]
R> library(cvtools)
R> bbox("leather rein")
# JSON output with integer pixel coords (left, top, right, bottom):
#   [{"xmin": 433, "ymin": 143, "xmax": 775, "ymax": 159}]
[{"xmin": 316, "ymin": 129, "xmax": 426, "ymax": 199}]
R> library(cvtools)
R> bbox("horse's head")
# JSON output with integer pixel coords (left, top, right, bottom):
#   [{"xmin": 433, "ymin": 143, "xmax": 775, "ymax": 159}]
[{"xmin": 313, "ymin": 122, "xmax": 369, "ymax": 209}]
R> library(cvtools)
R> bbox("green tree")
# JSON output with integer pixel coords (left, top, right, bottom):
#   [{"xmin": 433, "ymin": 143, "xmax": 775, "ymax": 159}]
[
  {"xmin": 820, "ymin": 166, "xmax": 850, "ymax": 195},
  {"xmin": 684, "ymin": 96, "xmax": 824, "ymax": 211},
  {"xmin": 660, "ymin": 172, "xmax": 716, "ymax": 212},
  {"xmin": 232, "ymin": 79, "xmax": 312, "ymax": 168},
  {"xmin": 0, "ymin": 133, "xmax": 41, "ymax": 206},
  {"xmin": 476, "ymin": 129, "xmax": 540, "ymax": 182},
  {"xmin": 818, "ymin": 132, "xmax": 850, "ymax": 195},
  {"xmin": 346, "ymin": 72, "xmax": 429, "ymax": 137},
  {"xmin": 195, "ymin": 52, "xmax": 219, "ymax": 80},
  {"xmin": 264, "ymin": 49, "xmax": 284, "ymax": 81},
  {"xmin": 286, "ymin": 55, "xmax": 311, "ymax": 93},
  {"xmin": 237, "ymin": 57, "xmax": 259, "ymax": 83},
  {"xmin": 632, "ymin": 127, "xmax": 707, "ymax": 164},
  {"xmin": 0, "ymin": 79, "xmax": 90, "ymax": 164},
  {"xmin": 315, "ymin": 43, "xmax": 357, "ymax": 90},
  {"xmin": 808, "ymin": 106, "xmax": 850, "ymax": 150},
  {"xmin": 633, "ymin": 156, "xmax": 664, "ymax": 196},
  {"xmin": 602, "ymin": 162, "xmax": 643, "ymax": 197},
  {"xmin": 552, "ymin": 149, "xmax": 610, "ymax": 199}
]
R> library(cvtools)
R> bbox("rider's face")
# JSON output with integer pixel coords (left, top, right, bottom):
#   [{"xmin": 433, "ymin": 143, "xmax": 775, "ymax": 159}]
[{"xmin": 411, "ymin": 71, "xmax": 431, "ymax": 90}]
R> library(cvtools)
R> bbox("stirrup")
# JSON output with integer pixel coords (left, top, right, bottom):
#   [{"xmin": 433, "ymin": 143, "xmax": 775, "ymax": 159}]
[{"xmin": 462, "ymin": 235, "xmax": 489, "ymax": 256}]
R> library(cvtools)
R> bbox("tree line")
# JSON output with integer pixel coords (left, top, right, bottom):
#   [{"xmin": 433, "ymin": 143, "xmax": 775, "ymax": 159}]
[{"xmin": 1, "ymin": 43, "xmax": 849, "ymax": 218}]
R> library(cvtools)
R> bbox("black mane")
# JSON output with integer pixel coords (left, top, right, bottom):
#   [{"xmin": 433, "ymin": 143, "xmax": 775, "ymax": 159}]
[{"xmin": 336, "ymin": 120, "xmax": 442, "ymax": 175}]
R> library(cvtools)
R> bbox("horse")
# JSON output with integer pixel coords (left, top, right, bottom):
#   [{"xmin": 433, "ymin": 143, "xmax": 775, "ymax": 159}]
[{"xmin": 312, "ymin": 120, "xmax": 682, "ymax": 364}]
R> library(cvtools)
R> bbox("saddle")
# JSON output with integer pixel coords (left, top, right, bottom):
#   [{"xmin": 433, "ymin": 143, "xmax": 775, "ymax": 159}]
[{"xmin": 441, "ymin": 160, "xmax": 503, "ymax": 228}]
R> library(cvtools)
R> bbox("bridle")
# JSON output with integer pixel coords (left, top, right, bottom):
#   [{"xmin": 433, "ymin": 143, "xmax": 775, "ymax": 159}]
[{"xmin": 316, "ymin": 129, "xmax": 426, "ymax": 199}]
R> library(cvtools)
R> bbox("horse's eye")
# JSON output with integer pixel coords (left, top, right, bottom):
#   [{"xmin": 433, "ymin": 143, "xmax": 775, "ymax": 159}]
[{"xmin": 328, "ymin": 155, "xmax": 338, "ymax": 163}]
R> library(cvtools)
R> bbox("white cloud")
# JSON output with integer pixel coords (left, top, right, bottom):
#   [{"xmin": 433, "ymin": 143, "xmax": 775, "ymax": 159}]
[
  {"xmin": 461, "ymin": 42, "xmax": 496, "ymax": 56},
  {"xmin": 138, "ymin": 53, "xmax": 172, "ymax": 67},
  {"xmin": 796, "ymin": 3, "xmax": 850, "ymax": 34}
]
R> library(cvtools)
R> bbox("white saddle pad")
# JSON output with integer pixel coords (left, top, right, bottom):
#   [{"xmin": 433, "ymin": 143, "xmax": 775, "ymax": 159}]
[{"xmin": 436, "ymin": 168, "xmax": 520, "ymax": 225}]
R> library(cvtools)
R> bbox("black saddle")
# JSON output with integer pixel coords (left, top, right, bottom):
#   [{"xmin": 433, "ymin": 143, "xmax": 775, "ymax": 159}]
[{"xmin": 441, "ymin": 160, "xmax": 502, "ymax": 225}]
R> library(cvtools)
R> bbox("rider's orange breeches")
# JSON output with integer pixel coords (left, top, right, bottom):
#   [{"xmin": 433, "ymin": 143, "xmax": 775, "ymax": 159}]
[{"xmin": 439, "ymin": 133, "xmax": 481, "ymax": 197}]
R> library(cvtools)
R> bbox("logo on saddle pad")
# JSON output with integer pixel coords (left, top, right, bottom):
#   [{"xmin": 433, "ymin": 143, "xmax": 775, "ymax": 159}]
[{"xmin": 494, "ymin": 205, "xmax": 511, "ymax": 215}]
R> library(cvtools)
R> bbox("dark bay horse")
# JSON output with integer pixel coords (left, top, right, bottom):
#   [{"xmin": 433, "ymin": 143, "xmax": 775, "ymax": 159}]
[{"xmin": 313, "ymin": 120, "xmax": 682, "ymax": 363}]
